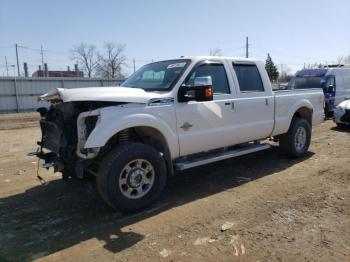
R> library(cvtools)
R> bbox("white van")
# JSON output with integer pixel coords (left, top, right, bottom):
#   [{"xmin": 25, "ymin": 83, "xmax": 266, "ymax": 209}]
[{"xmin": 287, "ymin": 67, "xmax": 350, "ymax": 115}]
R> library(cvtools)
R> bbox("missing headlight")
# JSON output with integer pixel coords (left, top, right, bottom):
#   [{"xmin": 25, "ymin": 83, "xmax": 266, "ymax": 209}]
[
  {"xmin": 85, "ymin": 115, "xmax": 99, "ymax": 138},
  {"xmin": 76, "ymin": 110, "xmax": 101, "ymax": 159}
]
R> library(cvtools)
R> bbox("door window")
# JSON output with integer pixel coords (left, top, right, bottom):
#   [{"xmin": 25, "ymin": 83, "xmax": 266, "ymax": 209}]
[
  {"xmin": 185, "ymin": 64, "xmax": 230, "ymax": 95},
  {"xmin": 233, "ymin": 64, "xmax": 264, "ymax": 92}
]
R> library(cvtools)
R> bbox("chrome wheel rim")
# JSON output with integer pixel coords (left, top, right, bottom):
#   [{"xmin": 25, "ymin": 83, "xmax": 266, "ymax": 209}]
[
  {"xmin": 294, "ymin": 126, "xmax": 307, "ymax": 153},
  {"xmin": 118, "ymin": 159, "xmax": 155, "ymax": 199}
]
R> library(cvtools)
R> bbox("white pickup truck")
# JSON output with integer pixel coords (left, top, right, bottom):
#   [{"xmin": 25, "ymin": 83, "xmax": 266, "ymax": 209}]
[{"xmin": 33, "ymin": 56, "xmax": 324, "ymax": 213}]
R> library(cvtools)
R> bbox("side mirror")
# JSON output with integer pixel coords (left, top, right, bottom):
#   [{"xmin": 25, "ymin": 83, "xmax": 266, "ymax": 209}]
[
  {"xmin": 179, "ymin": 76, "xmax": 213, "ymax": 102},
  {"xmin": 193, "ymin": 76, "xmax": 213, "ymax": 102}
]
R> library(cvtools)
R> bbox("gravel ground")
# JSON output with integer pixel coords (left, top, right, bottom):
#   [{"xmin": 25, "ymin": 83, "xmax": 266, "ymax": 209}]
[{"xmin": 0, "ymin": 113, "xmax": 349, "ymax": 262}]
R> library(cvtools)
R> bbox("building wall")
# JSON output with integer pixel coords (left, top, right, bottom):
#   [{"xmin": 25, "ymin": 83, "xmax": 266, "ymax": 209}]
[
  {"xmin": 32, "ymin": 70, "xmax": 84, "ymax": 77},
  {"xmin": 0, "ymin": 77, "xmax": 125, "ymax": 113}
]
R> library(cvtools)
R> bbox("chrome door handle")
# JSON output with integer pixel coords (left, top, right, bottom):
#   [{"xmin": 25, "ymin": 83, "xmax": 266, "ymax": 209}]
[
  {"xmin": 265, "ymin": 98, "xmax": 269, "ymax": 106},
  {"xmin": 180, "ymin": 122, "xmax": 193, "ymax": 131},
  {"xmin": 224, "ymin": 101, "xmax": 235, "ymax": 110}
]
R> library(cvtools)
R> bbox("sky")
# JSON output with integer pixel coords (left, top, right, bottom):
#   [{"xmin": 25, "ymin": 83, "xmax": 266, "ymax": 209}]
[{"xmin": 0, "ymin": 0, "xmax": 349, "ymax": 76}]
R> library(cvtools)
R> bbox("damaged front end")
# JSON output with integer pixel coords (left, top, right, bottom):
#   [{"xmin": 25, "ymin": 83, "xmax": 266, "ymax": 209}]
[
  {"xmin": 33, "ymin": 101, "xmax": 118, "ymax": 179},
  {"xmin": 29, "ymin": 86, "xmax": 159, "ymax": 180}
]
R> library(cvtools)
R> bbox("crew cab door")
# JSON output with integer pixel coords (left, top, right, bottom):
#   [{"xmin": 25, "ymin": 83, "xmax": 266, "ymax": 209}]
[
  {"xmin": 175, "ymin": 61, "xmax": 236, "ymax": 156},
  {"xmin": 230, "ymin": 62, "xmax": 274, "ymax": 142}
]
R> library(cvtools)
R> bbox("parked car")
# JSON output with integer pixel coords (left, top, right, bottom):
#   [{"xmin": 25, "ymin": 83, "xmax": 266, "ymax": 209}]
[
  {"xmin": 287, "ymin": 67, "xmax": 350, "ymax": 116},
  {"xmin": 31, "ymin": 56, "xmax": 325, "ymax": 213},
  {"xmin": 333, "ymin": 99, "xmax": 350, "ymax": 126}
]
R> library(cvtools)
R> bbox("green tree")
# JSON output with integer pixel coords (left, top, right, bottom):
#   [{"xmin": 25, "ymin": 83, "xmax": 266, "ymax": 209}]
[{"xmin": 265, "ymin": 53, "xmax": 279, "ymax": 81}]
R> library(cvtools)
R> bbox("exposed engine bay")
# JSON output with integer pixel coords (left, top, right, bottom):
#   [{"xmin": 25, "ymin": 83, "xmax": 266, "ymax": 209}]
[{"xmin": 36, "ymin": 101, "xmax": 123, "ymax": 179}]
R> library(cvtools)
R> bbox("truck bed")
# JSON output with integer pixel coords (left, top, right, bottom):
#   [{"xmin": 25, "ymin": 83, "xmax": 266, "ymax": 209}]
[{"xmin": 272, "ymin": 88, "xmax": 324, "ymax": 136}]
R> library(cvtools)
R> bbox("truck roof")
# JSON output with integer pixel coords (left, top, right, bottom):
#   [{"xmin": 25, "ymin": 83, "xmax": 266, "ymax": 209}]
[
  {"xmin": 181, "ymin": 56, "xmax": 260, "ymax": 63},
  {"xmin": 295, "ymin": 69, "xmax": 328, "ymax": 77}
]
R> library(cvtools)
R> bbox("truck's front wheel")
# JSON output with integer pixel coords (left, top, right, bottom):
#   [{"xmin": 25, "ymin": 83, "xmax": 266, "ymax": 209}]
[
  {"xmin": 97, "ymin": 143, "xmax": 167, "ymax": 213},
  {"xmin": 279, "ymin": 117, "xmax": 311, "ymax": 158}
]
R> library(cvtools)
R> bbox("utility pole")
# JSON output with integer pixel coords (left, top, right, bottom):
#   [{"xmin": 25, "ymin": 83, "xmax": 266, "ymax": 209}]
[
  {"xmin": 280, "ymin": 64, "xmax": 283, "ymax": 76},
  {"xmin": 133, "ymin": 58, "xmax": 136, "ymax": 73},
  {"xmin": 23, "ymin": 62, "xmax": 29, "ymax": 77},
  {"xmin": 245, "ymin": 37, "xmax": 249, "ymax": 58},
  {"xmin": 5, "ymin": 56, "xmax": 9, "ymax": 76},
  {"xmin": 44, "ymin": 63, "xmax": 48, "ymax": 77},
  {"xmin": 15, "ymin": 43, "xmax": 20, "ymax": 76},
  {"xmin": 40, "ymin": 45, "xmax": 44, "ymax": 71}
]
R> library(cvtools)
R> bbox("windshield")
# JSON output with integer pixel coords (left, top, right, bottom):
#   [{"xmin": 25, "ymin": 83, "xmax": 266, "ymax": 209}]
[
  {"xmin": 287, "ymin": 77, "xmax": 326, "ymax": 89},
  {"xmin": 121, "ymin": 59, "xmax": 191, "ymax": 91}
]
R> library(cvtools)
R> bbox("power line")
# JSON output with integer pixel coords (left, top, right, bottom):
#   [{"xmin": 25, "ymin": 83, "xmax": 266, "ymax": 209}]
[
  {"xmin": 12, "ymin": 44, "xmax": 70, "ymax": 56},
  {"xmin": 253, "ymin": 44, "xmax": 322, "ymax": 62}
]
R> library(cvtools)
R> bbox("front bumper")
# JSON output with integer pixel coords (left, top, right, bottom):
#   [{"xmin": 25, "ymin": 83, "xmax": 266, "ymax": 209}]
[{"xmin": 333, "ymin": 107, "xmax": 350, "ymax": 124}]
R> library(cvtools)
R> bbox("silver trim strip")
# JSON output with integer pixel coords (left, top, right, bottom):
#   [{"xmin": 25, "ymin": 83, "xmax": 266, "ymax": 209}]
[
  {"xmin": 175, "ymin": 144, "xmax": 271, "ymax": 171},
  {"xmin": 148, "ymin": 97, "xmax": 174, "ymax": 106}
]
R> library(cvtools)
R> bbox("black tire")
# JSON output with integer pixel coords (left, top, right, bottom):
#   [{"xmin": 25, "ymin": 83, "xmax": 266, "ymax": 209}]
[
  {"xmin": 279, "ymin": 117, "xmax": 311, "ymax": 158},
  {"xmin": 97, "ymin": 143, "xmax": 167, "ymax": 213}
]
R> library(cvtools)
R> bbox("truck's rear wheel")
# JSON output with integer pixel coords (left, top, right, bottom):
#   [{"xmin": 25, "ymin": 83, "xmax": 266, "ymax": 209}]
[
  {"xmin": 279, "ymin": 117, "xmax": 311, "ymax": 157},
  {"xmin": 97, "ymin": 143, "xmax": 167, "ymax": 213}
]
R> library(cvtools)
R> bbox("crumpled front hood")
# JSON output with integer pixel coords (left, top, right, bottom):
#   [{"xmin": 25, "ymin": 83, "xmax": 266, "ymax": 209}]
[{"xmin": 39, "ymin": 86, "xmax": 162, "ymax": 104}]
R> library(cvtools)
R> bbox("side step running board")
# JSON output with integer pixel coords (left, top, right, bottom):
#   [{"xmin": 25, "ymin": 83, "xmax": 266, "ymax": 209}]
[{"xmin": 175, "ymin": 143, "xmax": 271, "ymax": 171}]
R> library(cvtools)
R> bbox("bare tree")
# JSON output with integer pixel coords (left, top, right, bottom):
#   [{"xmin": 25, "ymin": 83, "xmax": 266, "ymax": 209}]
[
  {"xmin": 306, "ymin": 62, "xmax": 321, "ymax": 69},
  {"xmin": 278, "ymin": 65, "xmax": 293, "ymax": 82},
  {"xmin": 337, "ymin": 55, "xmax": 350, "ymax": 65},
  {"xmin": 337, "ymin": 55, "xmax": 346, "ymax": 65},
  {"xmin": 97, "ymin": 43, "xmax": 126, "ymax": 78},
  {"xmin": 71, "ymin": 43, "xmax": 98, "ymax": 78},
  {"xmin": 209, "ymin": 48, "xmax": 222, "ymax": 56}
]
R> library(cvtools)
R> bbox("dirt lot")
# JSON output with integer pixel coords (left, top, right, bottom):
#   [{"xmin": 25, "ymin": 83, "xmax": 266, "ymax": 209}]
[{"xmin": 0, "ymin": 113, "xmax": 349, "ymax": 262}]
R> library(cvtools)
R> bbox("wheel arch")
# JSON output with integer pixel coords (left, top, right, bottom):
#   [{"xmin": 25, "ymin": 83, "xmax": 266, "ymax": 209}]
[
  {"xmin": 287, "ymin": 99, "xmax": 314, "ymax": 128},
  {"xmin": 100, "ymin": 126, "xmax": 175, "ymax": 177},
  {"xmin": 133, "ymin": 126, "xmax": 174, "ymax": 177},
  {"xmin": 292, "ymin": 106, "xmax": 313, "ymax": 124},
  {"xmin": 84, "ymin": 113, "xmax": 179, "ymax": 158}
]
